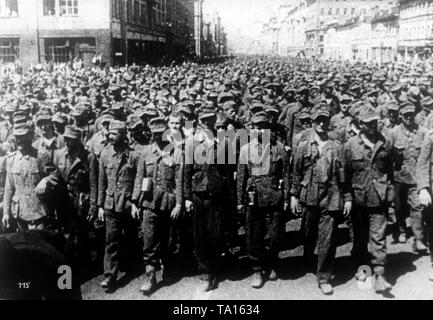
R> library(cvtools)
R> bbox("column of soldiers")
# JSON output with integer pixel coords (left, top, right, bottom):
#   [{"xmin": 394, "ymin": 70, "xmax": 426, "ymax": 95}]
[{"xmin": 1, "ymin": 57, "xmax": 433, "ymax": 296}]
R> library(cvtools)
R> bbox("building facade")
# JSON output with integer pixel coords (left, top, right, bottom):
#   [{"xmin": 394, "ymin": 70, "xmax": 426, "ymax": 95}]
[
  {"xmin": 398, "ymin": 0, "xmax": 433, "ymax": 61},
  {"xmin": 0, "ymin": 0, "xmax": 196, "ymax": 68}
]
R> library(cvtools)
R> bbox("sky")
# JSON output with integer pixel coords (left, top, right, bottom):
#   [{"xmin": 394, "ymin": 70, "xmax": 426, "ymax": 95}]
[{"xmin": 203, "ymin": 0, "xmax": 295, "ymax": 52}]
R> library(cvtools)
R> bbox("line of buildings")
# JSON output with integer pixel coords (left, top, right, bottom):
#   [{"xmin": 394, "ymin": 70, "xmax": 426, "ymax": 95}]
[
  {"xmin": 259, "ymin": 0, "xmax": 433, "ymax": 63},
  {"xmin": 0, "ymin": 0, "xmax": 227, "ymax": 69}
]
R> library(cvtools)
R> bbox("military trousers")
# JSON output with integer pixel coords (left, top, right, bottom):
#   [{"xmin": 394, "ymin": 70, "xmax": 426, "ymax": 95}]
[
  {"xmin": 192, "ymin": 193, "xmax": 226, "ymax": 276},
  {"xmin": 142, "ymin": 208, "xmax": 176, "ymax": 272},
  {"xmin": 394, "ymin": 182, "xmax": 424, "ymax": 241},
  {"xmin": 303, "ymin": 206, "xmax": 338, "ymax": 284},
  {"xmin": 246, "ymin": 205, "xmax": 283, "ymax": 272},
  {"xmin": 351, "ymin": 206, "xmax": 387, "ymax": 268},
  {"xmin": 103, "ymin": 209, "xmax": 139, "ymax": 278}
]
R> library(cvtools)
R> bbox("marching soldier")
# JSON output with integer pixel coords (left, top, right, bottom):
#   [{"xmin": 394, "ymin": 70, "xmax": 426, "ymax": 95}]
[
  {"xmin": 53, "ymin": 126, "xmax": 92, "ymax": 268},
  {"xmin": 2, "ymin": 123, "xmax": 68, "ymax": 233},
  {"xmin": 184, "ymin": 109, "xmax": 233, "ymax": 292},
  {"xmin": 237, "ymin": 112, "xmax": 289, "ymax": 288},
  {"xmin": 132, "ymin": 117, "xmax": 183, "ymax": 295},
  {"xmin": 388, "ymin": 102, "xmax": 428, "ymax": 248},
  {"xmin": 291, "ymin": 105, "xmax": 345, "ymax": 295},
  {"xmin": 97, "ymin": 120, "xmax": 140, "ymax": 292},
  {"xmin": 341, "ymin": 105, "xmax": 394, "ymax": 294},
  {"xmin": 416, "ymin": 130, "xmax": 433, "ymax": 281}
]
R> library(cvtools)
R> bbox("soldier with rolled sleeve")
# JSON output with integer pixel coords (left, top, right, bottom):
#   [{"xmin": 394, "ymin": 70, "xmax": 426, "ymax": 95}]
[
  {"xmin": 237, "ymin": 112, "xmax": 289, "ymax": 289},
  {"xmin": 341, "ymin": 105, "xmax": 394, "ymax": 294},
  {"xmin": 132, "ymin": 117, "xmax": 183, "ymax": 295},
  {"xmin": 97, "ymin": 120, "xmax": 139, "ymax": 292},
  {"xmin": 291, "ymin": 105, "xmax": 345, "ymax": 295},
  {"xmin": 388, "ymin": 102, "xmax": 428, "ymax": 248}
]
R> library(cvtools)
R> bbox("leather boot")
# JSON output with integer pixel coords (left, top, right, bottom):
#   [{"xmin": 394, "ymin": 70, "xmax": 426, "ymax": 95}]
[
  {"xmin": 251, "ymin": 271, "xmax": 264, "ymax": 289},
  {"xmin": 374, "ymin": 266, "xmax": 392, "ymax": 293},
  {"xmin": 140, "ymin": 265, "xmax": 157, "ymax": 295}
]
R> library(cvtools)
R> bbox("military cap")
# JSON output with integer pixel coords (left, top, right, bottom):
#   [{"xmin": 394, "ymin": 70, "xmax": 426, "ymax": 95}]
[
  {"xmin": 298, "ymin": 110, "xmax": 311, "ymax": 120},
  {"xmin": 358, "ymin": 105, "xmax": 380, "ymax": 123},
  {"xmin": 391, "ymin": 83, "xmax": 402, "ymax": 92},
  {"xmin": 13, "ymin": 112, "xmax": 27, "ymax": 125},
  {"xmin": 296, "ymin": 85, "xmax": 308, "ymax": 94},
  {"xmin": 250, "ymin": 102, "xmax": 264, "ymax": 114},
  {"xmin": 264, "ymin": 105, "xmax": 280, "ymax": 115},
  {"xmin": 198, "ymin": 108, "xmax": 216, "ymax": 120},
  {"xmin": 386, "ymin": 101, "xmax": 400, "ymax": 112},
  {"xmin": 251, "ymin": 112, "xmax": 270, "ymax": 125},
  {"xmin": 52, "ymin": 113, "xmax": 68, "ymax": 124},
  {"xmin": 148, "ymin": 117, "xmax": 168, "ymax": 133},
  {"xmin": 100, "ymin": 112, "xmax": 115, "ymax": 124},
  {"xmin": 340, "ymin": 94, "xmax": 353, "ymax": 104},
  {"xmin": 18, "ymin": 104, "xmax": 30, "ymax": 113},
  {"xmin": 4, "ymin": 103, "xmax": 16, "ymax": 113},
  {"xmin": 223, "ymin": 101, "xmax": 237, "ymax": 111},
  {"xmin": 35, "ymin": 113, "xmax": 52, "ymax": 125},
  {"xmin": 421, "ymin": 96, "xmax": 433, "ymax": 108},
  {"xmin": 176, "ymin": 105, "xmax": 194, "ymax": 117},
  {"xmin": 311, "ymin": 105, "xmax": 331, "ymax": 120},
  {"xmin": 71, "ymin": 104, "xmax": 87, "ymax": 117},
  {"xmin": 112, "ymin": 101, "xmax": 124, "ymax": 110},
  {"xmin": 13, "ymin": 123, "xmax": 31, "ymax": 136},
  {"xmin": 127, "ymin": 114, "xmax": 143, "ymax": 130},
  {"xmin": 400, "ymin": 102, "xmax": 416, "ymax": 115},
  {"xmin": 109, "ymin": 120, "xmax": 126, "ymax": 132},
  {"xmin": 218, "ymin": 92, "xmax": 234, "ymax": 104},
  {"xmin": 63, "ymin": 126, "xmax": 82, "ymax": 140}
]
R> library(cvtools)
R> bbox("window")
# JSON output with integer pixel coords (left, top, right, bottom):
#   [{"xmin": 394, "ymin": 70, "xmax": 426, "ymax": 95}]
[
  {"xmin": 43, "ymin": 0, "xmax": 56, "ymax": 16},
  {"xmin": 60, "ymin": 0, "xmax": 78, "ymax": 16},
  {"xmin": 0, "ymin": 0, "xmax": 18, "ymax": 17},
  {"xmin": 112, "ymin": 0, "xmax": 120, "ymax": 19},
  {"xmin": 344, "ymin": 8, "xmax": 347, "ymax": 15},
  {"xmin": 126, "ymin": 0, "xmax": 132, "ymax": 22},
  {"xmin": 321, "ymin": 7, "xmax": 325, "ymax": 15},
  {"xmin": 134, "ymin": 0, "xmax": 139, "ymax": 22},
  {"xmin": 336, "ymin": 8, "xmax": 340, "ymax": 15},
  {"xmin": 141, "ymin": 1, "xmax": 147, "ymax": 26},
  {"xmin": 351, "ymin": 8, "xmax": 355, "ymax": 15},
  {"xmin": 328, "ymin": 8, "xmax": 332, "ymax": 15},
  {"xmin": 0, "ymin": 39, "xmax": 19, "ymax": 63}
]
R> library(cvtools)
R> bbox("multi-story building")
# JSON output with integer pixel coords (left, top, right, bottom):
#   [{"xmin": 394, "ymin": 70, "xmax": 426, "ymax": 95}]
[
  {"xmin": 166, "ymin": 0, "xmax": 195, "ymax": 57},
  {"xmin": 398, "ymin": 0, "xmax": 433, "ymax": 61},
  {"xmin": 0, "ymin": 0, "xmax": 196, "ymax": 68}
]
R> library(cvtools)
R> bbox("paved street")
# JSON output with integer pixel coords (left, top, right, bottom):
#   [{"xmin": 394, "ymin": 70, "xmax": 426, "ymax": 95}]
[{"xmin": 81, "ymin": 219, "xmax": 433, "ymax": 300}]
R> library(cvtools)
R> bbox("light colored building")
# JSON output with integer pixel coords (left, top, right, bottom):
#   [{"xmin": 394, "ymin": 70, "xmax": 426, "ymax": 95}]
[
  {"xmin": 398, "ymin": 0, "xmax": 433, "ymax": 61},
  {"xmin": 0, "ymin": 0, "xmax": 196, "ymax": 67}
]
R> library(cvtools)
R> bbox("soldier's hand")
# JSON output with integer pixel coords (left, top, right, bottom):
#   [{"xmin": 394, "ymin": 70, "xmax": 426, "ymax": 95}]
[
  {"xmin": 87, "ymin": 206, "xmax": 97, "ymax": 222},
  {"xmin": 290, "ymin": 196, "xmax": 298, "ymax": 215},
  {"xmin": 185, "ymin": 200, "xmax": 194, "ymax": 213},
  {"xmin": 237, "ymin": 205, "xmax": 244, "ymax": 215},
  {"xmin": 2, "ymin": 214, "xmax": 10, "ymax": 229},
  {"xmin": 35, "ymin": 178, "xmax": 48, "ymax": 196},
  {"xmin": 284, "ymin": 201, "xmax": 289, "ymax": 213},
  {"xmin": 171, "ymin": 204, "xmax": 182, "ymax": 220},
  {"xmin": 98, "ymin": 207, "xmax": 105, "ymax": 222},
  {"xmin": 343, "ymin": 201, "xmax": 352, "ymax": 218},
  {"xmin": 131, "ymin": 204, "xmax": 140, "ymax": 220},
  {"xmin": 420, "ymin": 189, "xmax": 432, "ymax": 207}
]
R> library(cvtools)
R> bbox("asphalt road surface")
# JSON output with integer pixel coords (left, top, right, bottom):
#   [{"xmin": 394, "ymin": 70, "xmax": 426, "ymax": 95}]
[{"xmin": 81, "ymin": 219, "xmax": 433, "ymax": 300}]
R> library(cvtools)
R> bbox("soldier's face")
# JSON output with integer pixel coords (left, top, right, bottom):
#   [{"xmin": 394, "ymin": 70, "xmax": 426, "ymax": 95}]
[
  {"xmin": 39, "ymin": 120, "xmax": 53, "ymax": 136},
  {"xmin": 361, "ymin": 120, "xmax": 378, "ymax": 136},
  {"xmin": 313, "ymin": 116, "xmax": 330, "ymax": 134},
  {"xmin": 168, "ymin": 116, "xmax": 182, "ymax": 132},
  {"xmin": 15, "ymin": 134, "xmax": 32, "ymax": 150},
  {"xmin": 402, "ymin": 112, "xmax": 415, "ymax": 126},
  {"xmin": 109, "ymin": 130, "xmax": 123, "ymax": 145},
  {"xmin": 65, "ymin": 137, "xmax": 79, "ymax": 151}
]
